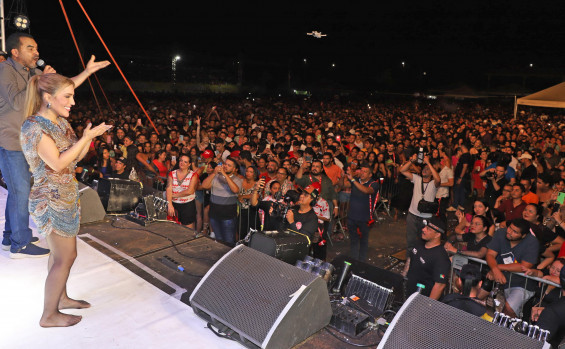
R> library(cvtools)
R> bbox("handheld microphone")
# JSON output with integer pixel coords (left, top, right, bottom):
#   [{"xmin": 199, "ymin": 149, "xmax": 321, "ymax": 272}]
[{"xmin": 36, "ymin": 59, "xmax": 46, "ymax": 69}]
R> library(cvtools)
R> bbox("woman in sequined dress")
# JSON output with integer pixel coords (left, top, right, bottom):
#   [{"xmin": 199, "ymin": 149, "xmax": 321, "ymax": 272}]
[{"xmin": 21, "ymin": 74, "xmax": 112, "ymax": 328}]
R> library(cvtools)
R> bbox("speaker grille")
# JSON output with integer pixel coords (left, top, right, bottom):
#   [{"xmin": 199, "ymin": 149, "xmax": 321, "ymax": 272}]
[
  {"xmin": 190, "ymin": 246, "xmax": 319, "ymax": 346},
  {"xmin": 379, "ymin": 293, "xmax": 548, "ymax": 349}
]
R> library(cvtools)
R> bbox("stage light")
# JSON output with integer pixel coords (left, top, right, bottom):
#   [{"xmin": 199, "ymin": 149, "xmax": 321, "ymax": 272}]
[
  {"xmin": 529, "ymin": 63, "xmax": 533, "ymax": 68},
  {"xmin": 331, "ymin": 63, "xmax": 336, "ymax": 67},
  {"xmin": 401, "ymin": 61, "xmax": 405, "ymax": 67},
  {"xmin": 14, "ymin": 15, "xmax": 30, "ymax": 30}
]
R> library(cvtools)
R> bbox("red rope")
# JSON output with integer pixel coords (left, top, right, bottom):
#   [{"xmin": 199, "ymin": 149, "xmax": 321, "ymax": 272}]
[
  {"xmin": 58, "ymin": 0, "xmax": 103, "ymax": 117},
  {"xmin": 74, "ymin": 0, "xmax": 159, "ymax": 135}
]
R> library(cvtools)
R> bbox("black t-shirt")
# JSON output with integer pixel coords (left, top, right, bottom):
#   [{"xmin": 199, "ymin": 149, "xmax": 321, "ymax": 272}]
[
  {"xmin": 454, "ymin": 152, "xmax": 472, "ymax": 180},
  {"xmin": 484, "ymin": 177, "xmax": 508, "ymax": 208},
  {"xmin": 462, "ymin": 233, "xmax": 492, "ymax": 252},
  {"xmin": 406, "ymin": 242, "xmax": 451, "ymax": 297},
  {"xmin": 287, "ymin": 208, "xmax": 318, "ymax": 239},
  {"xmin": 111, "ymin": 170, "xmax": 130, "ymax": 180},
  {"xmin": 442, "ymin": 294, "xmax": 486, "ymax": 317},
  {"xmin": 256, "ymin": 200, "xmax": 285, "ymax": 231},
  {"xmin": 521, "ymin": 164, "xmax": 537, "ymax": 182},
  {"xmin": 531, "ymin": 223, "xmax": 558, "ymax": 256}
]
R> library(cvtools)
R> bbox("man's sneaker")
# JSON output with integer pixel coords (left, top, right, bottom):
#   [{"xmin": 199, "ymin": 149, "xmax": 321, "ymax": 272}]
[
  {"xmin": 2, "ymin": 236, "xmax": 40, "ymax": 251},
  {"xmin": 446, "ymin": 206, "xmax": 457, "ymax": 212},
  {"xmin": 10, "ymin": 243, "xmax": 50, "ymax": 259}
]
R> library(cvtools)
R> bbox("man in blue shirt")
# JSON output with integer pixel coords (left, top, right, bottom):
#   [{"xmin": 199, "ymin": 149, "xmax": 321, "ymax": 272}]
[{"xmin": 344, "ymin": 163, "xmax": 379, "ymax": 261}]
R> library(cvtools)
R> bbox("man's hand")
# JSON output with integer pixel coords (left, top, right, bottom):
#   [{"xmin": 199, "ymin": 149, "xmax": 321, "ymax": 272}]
[
  {"xmin": 486, "ymin": 268, "xmax": 507, "ymax": 284},
  {"xmin": 444, "ymin": 242, "xmax": 457, "ymax": 254},
  {"xmin": 43, "ymin": 65, "xmax": 56, "ymax": 74},
  {"xmin": 286, "ymin": 209, "xmax": 294, "ymax": 224},
  {"xmin": 85, "ymin": 55, "xmax": 111, "ymax": 75}
]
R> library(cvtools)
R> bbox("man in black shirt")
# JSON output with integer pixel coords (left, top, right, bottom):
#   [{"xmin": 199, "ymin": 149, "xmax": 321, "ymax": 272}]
[
  {"xmin": 518, "ymin": 152, "xmax": 537, "ymax": 183},
  {"xmin": 481, "ymin": 164, "xmax": 508, "ymax": 209},
  {"xmin": 451, "ymin": 145, "xmax": 472, "ymax": 210},
  {"xmin": 285, "ymin": 186, "xmax": 319, "ymax": 241},
  {"xmin": 442, "ymin": 264, "xmax": 486, "ymax": 317},
  {"xmin": 112, "ymin": 157, "xmax": 131, "ymax": 180},
  {"xmin": 403, "ymin": 216, "xmax": 451, "ymax": 300}
]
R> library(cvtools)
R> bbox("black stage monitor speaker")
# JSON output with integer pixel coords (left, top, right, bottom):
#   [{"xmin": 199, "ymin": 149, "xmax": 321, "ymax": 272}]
[
  {"xmin": 97, "ymin": 178, "xmax": 142, "ymax": 213},
  {"xmin": 78, "ymin": 182, "xmax": 106, "ymax": 224},
  {"xmin": 331, "ymin": 255, "xmax": 405, "ymax": 305},
  {"xmin": 248, "ymin": 230, "xmax": 309, "ymax": 265},
  {"xmin": 377, "ymin": 293, "xmax": 551, "ymax": 349},
  {"xmin": 190, "ymin": 245, "xmax": 332, "ymax": 349}
]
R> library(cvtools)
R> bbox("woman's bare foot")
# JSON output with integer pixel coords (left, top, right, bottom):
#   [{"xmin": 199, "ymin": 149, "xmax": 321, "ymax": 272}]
[
  {"xmin": 58, "ymin": 297, "xmax": 91, "ymax": 310},
  {"xmin": 40, "ymin": 312, "xmax": 82, "ymax": 327}
]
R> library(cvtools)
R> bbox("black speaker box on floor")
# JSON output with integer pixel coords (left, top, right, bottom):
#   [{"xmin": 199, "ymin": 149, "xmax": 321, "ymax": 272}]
[
  {"xmin": 378, "ymin": 293, "xmax": 551, "ymax": 349},
  {"xmin": 248, "ymin": 230, "xmax": 309, "ymax": 265},
  {"xmin": 190, "ymin": 245, "xmax": 332, "ymax": 349},
  {"xmin": 97, "ymin": 178, "xmax": 142, "ymax": 213},
  {"xmin": 78, "ymin": 182, "xmax": 106, "ymax": 224}
]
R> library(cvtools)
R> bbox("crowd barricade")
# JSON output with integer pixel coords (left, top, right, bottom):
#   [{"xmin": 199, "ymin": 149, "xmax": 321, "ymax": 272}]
[{"xmin": 449, "ymin": 253, "xmax": 562, "ymax": 312}]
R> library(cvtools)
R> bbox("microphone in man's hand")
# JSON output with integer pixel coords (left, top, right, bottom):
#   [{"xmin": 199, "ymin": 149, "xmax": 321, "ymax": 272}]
[{"xmin": 36, "ymin": 59, "xmax": 46, "ymax": 69}]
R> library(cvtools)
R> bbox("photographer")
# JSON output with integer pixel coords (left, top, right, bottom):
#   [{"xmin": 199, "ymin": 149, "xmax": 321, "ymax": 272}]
[
  {"xmin": 480, "ymin": 164, "xmax": 508, "ymax": 209},
  {"xmin": 285, "ymin": 187, "xmax": 319, "ymax": 241},
  {"xmin": 251, "ymin": 179, "xmax": 288, "ymax": 231},
  {"xmin": 400, "ymin": 153, "xmax": 441, "ymax": 250}
]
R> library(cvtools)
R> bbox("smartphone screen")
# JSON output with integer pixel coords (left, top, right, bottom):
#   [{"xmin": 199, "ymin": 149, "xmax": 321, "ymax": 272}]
[{"xmin": 557, "ymin": 192, "xmax": 565, "ymax": 205}]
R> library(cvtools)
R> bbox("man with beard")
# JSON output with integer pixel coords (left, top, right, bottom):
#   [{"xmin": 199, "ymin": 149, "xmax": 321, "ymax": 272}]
[
  {"xmin": 201, "ymin": 157, "xmax": 242, "ymax": 244},
  {"xmin": 478, "ymin": 218, "xmax": 539, "ymax": 318},
  {"xmin": 260, "ymin": 159, "xmax": 278, "ymax": 184}
]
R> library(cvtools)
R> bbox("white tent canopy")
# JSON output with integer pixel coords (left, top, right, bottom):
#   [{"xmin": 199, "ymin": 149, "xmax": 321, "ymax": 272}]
[{"xmin": 514, "ymin": 81, "xmax": 565, "ymax": 118}]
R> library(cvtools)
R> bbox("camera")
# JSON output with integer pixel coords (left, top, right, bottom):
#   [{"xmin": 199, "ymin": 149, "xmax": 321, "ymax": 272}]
[
  {"xmin": 270, "ymin": 190, "xmax": 300, "ymax": 218},
  {"xmin": 416, "ymin": 147, "xmax": 425, "ymax": 164},
  {"xmin": 485, "ymin": 171, "xmax": 495, "ymax": 179}
]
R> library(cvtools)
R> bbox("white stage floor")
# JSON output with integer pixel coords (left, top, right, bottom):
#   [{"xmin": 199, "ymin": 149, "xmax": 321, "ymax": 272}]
[{"xmin": 0, "ymin": 187, "xmax": 242, "ymax": 349}]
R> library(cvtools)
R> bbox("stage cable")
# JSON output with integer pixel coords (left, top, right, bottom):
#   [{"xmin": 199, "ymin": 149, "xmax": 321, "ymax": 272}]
[
  {"xmin": 58, "ymin": 0, "xmax": 104, "ymax": 117},
  {"xmin": 74, "ymin": 0, "xmax": 159, "ymax": 135}
]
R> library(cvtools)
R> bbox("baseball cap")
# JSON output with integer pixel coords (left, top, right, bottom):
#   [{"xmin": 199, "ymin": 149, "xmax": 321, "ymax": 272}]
[
  {"xmin": 302, "ymin": 182, "xmax": 321, "ymax": 201},
  {"xmin": 116, "ymin": 157, "xmax": 126, "ymax": 165},
  {"xmin": 202, "ymin": 149, "xmax": 214, "ymax": 159},
  {"xmin": 424, "ymin": 216, "xmax": 447, "ymax": 237}
]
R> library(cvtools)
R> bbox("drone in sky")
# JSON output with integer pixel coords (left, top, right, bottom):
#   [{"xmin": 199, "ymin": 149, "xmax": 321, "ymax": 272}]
[{"xmin": 307, "ymin": 31, "xmax": 327, "ymax": 39}]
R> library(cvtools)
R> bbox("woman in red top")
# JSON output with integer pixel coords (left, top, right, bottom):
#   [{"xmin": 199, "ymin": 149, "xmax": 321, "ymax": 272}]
[
  {"xmin": 152, "ymin": 150, "xmax": 169, "ymax": 179},
  {"xmin": 472, "ymin": 149, "xmax": 488, "ymax": 198}
]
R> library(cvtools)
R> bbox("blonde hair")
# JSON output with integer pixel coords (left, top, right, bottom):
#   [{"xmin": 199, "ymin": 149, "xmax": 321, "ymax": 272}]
[{"xmin": 24, "ymin": 73, "xmax": 75, "ymax": 118}]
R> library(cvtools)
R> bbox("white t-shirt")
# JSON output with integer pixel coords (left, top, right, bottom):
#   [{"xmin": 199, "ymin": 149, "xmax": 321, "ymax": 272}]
[
  {"xmin": 408, "ymin": 174, "xmax": 439, "ymax": 218},
  {"xmin": 436, "ymin": 166, "xmax": 454, "ymax": 199}
]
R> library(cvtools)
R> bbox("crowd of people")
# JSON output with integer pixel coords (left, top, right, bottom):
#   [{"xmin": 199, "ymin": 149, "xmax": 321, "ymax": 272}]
[{"xmin": 2, "ymin": 32, "xmax": 565, "ymax": 340}]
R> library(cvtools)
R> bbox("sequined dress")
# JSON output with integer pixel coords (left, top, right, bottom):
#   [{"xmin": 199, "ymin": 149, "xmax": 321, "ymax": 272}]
[{"xmin": 20, "ymin": 115, "xmax": 79, "ymax": 237}]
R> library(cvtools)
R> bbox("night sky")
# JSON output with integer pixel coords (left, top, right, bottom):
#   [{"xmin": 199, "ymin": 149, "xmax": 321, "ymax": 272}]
[{"xmin": 6, "ymin": 1, "xmax": 565, "ymax": 90}]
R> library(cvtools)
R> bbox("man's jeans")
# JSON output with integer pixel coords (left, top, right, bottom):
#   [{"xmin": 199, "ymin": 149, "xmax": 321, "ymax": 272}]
[
  {"xmin": 210, "ymin": 217, "xmax": 236, "ymax": 244},
  {"xmin": 347, "ymin": 218, "xmax": 371, "ymax": 262},
  {"xmin": 0, "ymin": 148, "xmax": 32, "ymax": 251}
]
